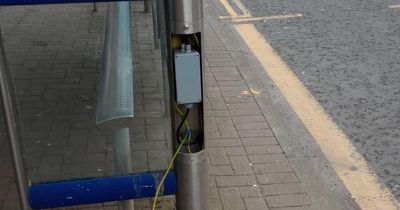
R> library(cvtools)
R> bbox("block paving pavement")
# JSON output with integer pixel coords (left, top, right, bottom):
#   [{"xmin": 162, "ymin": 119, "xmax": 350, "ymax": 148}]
[{"xmin": 0, "ymin": 2, "xmax": 311, "ymax": 210}]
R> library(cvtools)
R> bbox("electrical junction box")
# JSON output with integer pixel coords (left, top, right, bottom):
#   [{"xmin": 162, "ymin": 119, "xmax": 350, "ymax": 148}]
[{"xmin": 174, "ymin": 47, "xmax": 202, "ymax": 104}]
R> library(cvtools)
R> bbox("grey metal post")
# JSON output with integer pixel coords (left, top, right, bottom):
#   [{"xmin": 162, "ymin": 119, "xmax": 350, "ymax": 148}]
[
  {"xmin": 144, "ymin": 0, "xmax": 150, "ymax": 13},
  {"xmin": 0, "ymin": 27, "xmax": 30, "ymax": 210},
  {"xmin": 113, "ymin": 127, "xmax": 134, "ymax": 210},
  {"xmin": 96, "ymin": 2, "xmax": 134, "ymax": 210},
  {"xmin": 113, "ymin": 128, "xmax": 132, "ymax": 174},
  {"xmin": 156, "ymin": 0, "xmax": 170, "ymax": 116},
  {"xmin": 151, "ymin": 0, "xmax": 159, "ymax": 48},
  {"xmin": 92, "ymin": 2, "xmax": 98, "ymax": 13},
  {"xmin": 156, "ymin": 0, "xmax": 162, "ymax": 40},
  {"xmin": 164, "ymin": 1, "xmax": 208, "ymax": 210}
]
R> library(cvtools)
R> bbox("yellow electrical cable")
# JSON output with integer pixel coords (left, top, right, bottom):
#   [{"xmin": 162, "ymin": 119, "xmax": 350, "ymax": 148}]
[
  {"xmin": 193, "ymin": 34, "xmax": 200, "ymax": 47},
  {"xmin": 152, "ymin": 134, "xmax": 189, "ymax": 210},
  {"xmin": 187, "ymin": 131, "xmax": 192, "ymax": 154},
  {"xmin": 175, "ymin": 104, "xmax": 189, "ymax": 128},
  {"xmin": 175, "ymin": 104, "xmax": 192, "ymax": 153}
]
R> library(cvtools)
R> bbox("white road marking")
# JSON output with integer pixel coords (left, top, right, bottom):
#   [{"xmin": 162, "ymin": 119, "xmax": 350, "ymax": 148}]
[
  {"xmin": 219, "ymin": 14, "xmax": 303, "ymax": 23},
  {"xmin": 389, "ymin": 4, "xmax": 400, "ymax": 8}
]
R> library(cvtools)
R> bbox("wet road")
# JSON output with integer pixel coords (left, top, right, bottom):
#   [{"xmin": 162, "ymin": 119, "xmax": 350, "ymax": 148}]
[{"xmin": 237, "ymin": 0, "xmax": 400, "ymax": 199}]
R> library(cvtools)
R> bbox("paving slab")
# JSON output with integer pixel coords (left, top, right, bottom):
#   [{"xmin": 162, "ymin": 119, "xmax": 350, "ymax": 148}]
[{"xmin": 0, "ymin": 0, "xmax": 357, "ymax": 209}]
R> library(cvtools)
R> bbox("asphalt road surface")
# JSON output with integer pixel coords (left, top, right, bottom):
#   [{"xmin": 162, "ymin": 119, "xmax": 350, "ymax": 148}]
[{"xmin": 237, "ymin": 0, "xmax": 400, "ymax": 199}]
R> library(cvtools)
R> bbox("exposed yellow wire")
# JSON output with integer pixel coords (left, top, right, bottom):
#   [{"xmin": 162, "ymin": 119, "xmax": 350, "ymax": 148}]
[
  {"xmin": 152, "ymin": 134, "xmax": 189, "ymax": 210},
  {"xmin": 175, "ymin": 104, "xmax": 189, "ymax": 128},
  {"xmin": 175, "ymin": 104, "xmax": 192, "ymax": 153},
  {"xmin": 187, "ymin": 131, "xmax": 192, "ymax": 154},
  {"xmin": 192, "ymin": 34, "xmax": 200, "ymax": 47}
]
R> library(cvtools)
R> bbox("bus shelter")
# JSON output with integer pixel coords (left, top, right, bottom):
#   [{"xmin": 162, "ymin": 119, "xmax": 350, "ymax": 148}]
[{"xmin": 0, "ymin": 0, "xmax": 207, "ymax": 209}]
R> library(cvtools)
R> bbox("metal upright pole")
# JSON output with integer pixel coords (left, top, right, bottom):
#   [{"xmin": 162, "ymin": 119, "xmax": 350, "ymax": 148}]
[
  {"xmin": 151, "ymin": 0, "xmax": 159, "ymax": 48},
  {"xmin": 156, "ymin": 0, "xmax": 170, "ymax": 116},
  {"xmin": 113, "ymin": 128, "xmax": 132, "ymax": 175},
  {"xmin": 156, "ymin": 0, "xmax": 162, "ymax": 40},
  {"xmin": 144, "ymin": 0, "xmax": 150, "ymax": 13},
  {"xmin": 164, "ymin": 1, "xmax": 208, "ymax": 210},
  {"xmin": 113, "ymin": 127, "xmax": 134, "ymax": 210},
  {"xmin": 92, "ymin": 2, "xmax": 98, "ymax": 13},
  {"xmin": 0, "ymin": 27, "xmax": 30, "ymax": 210},
  {"xmin": 98, "ymin": 2, "xmax": 135, "ymax": 210}
]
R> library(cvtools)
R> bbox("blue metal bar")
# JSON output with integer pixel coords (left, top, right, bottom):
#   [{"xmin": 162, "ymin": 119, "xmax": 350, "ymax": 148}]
[
  {"xmin": 0, "ymin": 0, "xmax": 131, "ymax": 6},
  {"xmin": 28, "ymin": 171, "xmax": 176, "ymax": 209}
]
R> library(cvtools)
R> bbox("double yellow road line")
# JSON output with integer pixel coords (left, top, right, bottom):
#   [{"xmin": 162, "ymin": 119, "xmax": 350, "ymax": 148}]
[{"xmin": 217, "ymin": 0, "xmax": 400, "ymax": 209}]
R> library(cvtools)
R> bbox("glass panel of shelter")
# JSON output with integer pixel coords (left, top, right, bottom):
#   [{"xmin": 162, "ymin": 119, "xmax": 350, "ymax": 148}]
[{"xmin": 0, "ymin": 0, "xmax": 171, "ymax": 201}]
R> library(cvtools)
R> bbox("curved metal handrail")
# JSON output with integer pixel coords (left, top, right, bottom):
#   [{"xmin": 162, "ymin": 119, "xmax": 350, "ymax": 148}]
[{"xmin": 96, "ymin": 2, "xmax": 134, "ymax": 130}]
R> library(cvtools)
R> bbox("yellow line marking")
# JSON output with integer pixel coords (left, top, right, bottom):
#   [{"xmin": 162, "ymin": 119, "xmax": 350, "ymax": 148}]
[
  {"xmin": 219, "ymin": 15, "xmax": 248, "ymax": 19},
  {"xmin": 219, "ymin": 0, "xmax": 238, "ymax": 17},
  {"xmin": 217, "ymin": 0, "xmax": 400, "ymax": 209},
  {"xmin": 235, "ymin": 24, "xmax": 399, "ymax": 210},
  {"xmin": 389, "ymin": 4, "xmax": 400, "ymax": 8},
  {"xmin": 219, "ymin": 14, "xmax": 303, "ymax": 23},
  {"xmin": 231, "ymin": 0, "xmax": 251, "ymax": 16}
]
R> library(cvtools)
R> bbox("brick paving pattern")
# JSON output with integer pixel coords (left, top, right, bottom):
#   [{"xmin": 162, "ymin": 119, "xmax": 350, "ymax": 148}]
[
  {"xmin": 0, "ymin": 2, "xmax": 172, "ymax": 209},
  {"xmin": 0, "ymin": 1, "xmax": 312, "ymax": 210},
  {"xmin": 203, "ymin": 23, "xmax": 311, "ymax": 210}
]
